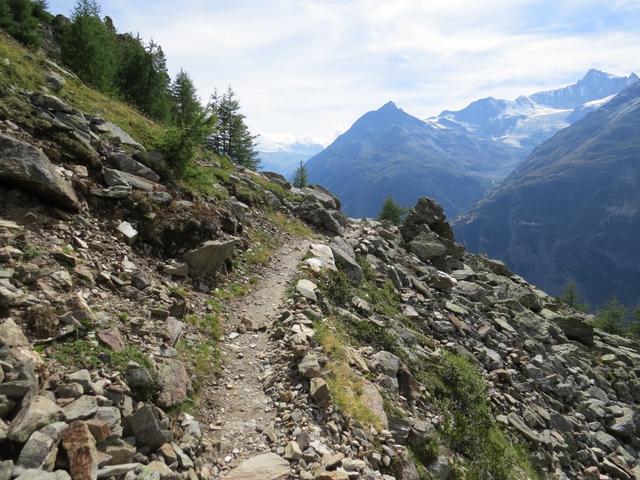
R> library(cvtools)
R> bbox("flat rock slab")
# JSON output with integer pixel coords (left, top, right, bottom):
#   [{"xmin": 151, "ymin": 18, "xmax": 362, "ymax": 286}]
[{"xmin": 225, "ymin": 453, "xmax": 290, "ymax": 480}]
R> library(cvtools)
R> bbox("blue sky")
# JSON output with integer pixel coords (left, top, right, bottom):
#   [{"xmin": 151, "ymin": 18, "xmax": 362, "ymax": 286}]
[{"xmin": 47, "ymin": 0, "xmax": 640, "ymax": 146}]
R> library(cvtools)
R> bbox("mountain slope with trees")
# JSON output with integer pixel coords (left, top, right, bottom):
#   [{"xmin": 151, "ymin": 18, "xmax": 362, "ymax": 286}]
[{"xmin": 454, "ymin": 81, "xmax": 640, "ymax": 308}]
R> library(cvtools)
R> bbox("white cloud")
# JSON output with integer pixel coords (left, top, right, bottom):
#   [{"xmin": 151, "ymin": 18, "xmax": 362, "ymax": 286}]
[{"xmin": 49, "ymin": 0, "xmax": 640, "ymax": 143}]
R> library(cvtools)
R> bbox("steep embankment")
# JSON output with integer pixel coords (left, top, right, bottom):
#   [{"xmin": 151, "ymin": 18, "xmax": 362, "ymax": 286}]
[{"xmin": 454, "ymin": 81, "xmax": 640, "ymax": 308}]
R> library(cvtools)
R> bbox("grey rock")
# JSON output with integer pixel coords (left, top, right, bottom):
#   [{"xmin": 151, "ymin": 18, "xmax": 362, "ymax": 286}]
[
  {"xmin": 330, "ymin": 238, "xmax": 363, "ymax": 285},
  {"xmin": 92, "ymin": 120, "xmax": 144, "ymax": 150},
  {"xmin": 0, "ymin": 133, "xmax": 80, "ymax": 210},
  {"xmin": 9, "ymin": 396, "xmax": 62, "ymax": 443},
  {"xmin": 67, "ymin": 369, "xmax": 93, "ymax": 393},
  {"xmin": 183, "ymin": 238, "xmax": 240, "ymax": 277},
  {"xmin": 298, "ymin": 354, "xmax": 322, "ymax": 379},
  {"xmin": 0, "ymin": 460, "xmax": 13, "ymax": 480},
  {"xmin": 17, "ymin": 422, "xmax": 67, "ymax": 469},
  {"xmin": 296, "ymin": 279, "xmax": 317, "ymax": 301},
  {"xmin": 400, "ymin": 197, "xmax": 454, "ymax": 243},
  {"xmin": 103, "ymin": 168, "xmax": 158, "ymax": 192},
  {"xmin": 62, "ymin": 395, "xmax": 98, "ymax": 421},
  {"xmin": 408, "ymin": 232, "xmax": 448, "ymax": 262},
  {"xmin": 124, "ymin": 365, "xmax": 155, "ymax": 397},
  {"xmin": 156, "ymin": 359, "xmax": 190, "ymax": 408},
  {"xmin": 125, "ymin": 404, "xmax": 172, "ymax": 450},
  {"xmin": 553, "ymin": 316, "xmax": 594, "ymax": 346},
  {"xmin": 109, "ymin": 153, "xmax": 159, "ymax": 182},
  {"xmin": 372, "ymin": 351, "xmax": 400, "ymax": 377},
  {"xmin": 225, "ymin": 453, "xmax": 290, "ymax": 480}
]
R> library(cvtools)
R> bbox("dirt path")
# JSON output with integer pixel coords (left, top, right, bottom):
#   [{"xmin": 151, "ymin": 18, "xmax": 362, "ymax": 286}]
[{"xmin": 199, "ymin": 237, "xmax": 308, "ymax": 473}]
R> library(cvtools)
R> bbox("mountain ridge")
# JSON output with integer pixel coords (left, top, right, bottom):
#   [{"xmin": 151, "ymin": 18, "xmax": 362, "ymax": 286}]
[
  {"xmin": 305, "ymin": 101, "xmax": 524, "ymax": 218},
  {"xmin": 431, "ymin": 69, "xmax": 638, "ymax": 150},
  {"xmin": 454, "ymin": 80, "xmax": 640, "ymax": 308}
]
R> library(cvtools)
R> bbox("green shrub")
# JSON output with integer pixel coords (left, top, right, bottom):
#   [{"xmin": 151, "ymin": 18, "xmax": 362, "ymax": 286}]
[
  {"xmin": 434, "ymin": 352, "xmax": 539, "ymax": 480},
  {"xmin": 322, "ymin": 270, "xmax": 353, "ymax": 306},
  {"xmin": 153, "ymin": 109, "xmax": 217, "ymax": 176}
]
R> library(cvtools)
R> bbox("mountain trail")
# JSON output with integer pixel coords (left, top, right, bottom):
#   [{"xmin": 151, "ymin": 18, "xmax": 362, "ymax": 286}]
[{"xmin": 198, "ymin": 237, "xmax": 309, "ymax": 473}]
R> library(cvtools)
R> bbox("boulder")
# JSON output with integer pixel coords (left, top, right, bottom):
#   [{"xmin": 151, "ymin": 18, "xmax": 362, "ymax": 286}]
[
  {"xmin": 17, "ymin": 422, "xmax": 67, "ymax": 469},
  {"xmin": 225, "ymin": 453, "xmax": 290, "ymax": 480},
  {"xmin": 156, "ymin": 359, "xmax": 190, "ymax": 408},
  {"xmin": 62, "ymin": 395, "xmax": 98, "ymax": 422},
  {"xmin": 61, "ymin": 421, "xmax": 98, "ymax": 480},
  {"xmin": 109, "ymin": 153, "xmax": 159, "ymax": 182},
  {"xmin": 309, "ymin": 378, "xmax": 331, "ymax": 407},
  {"xmin": 0, "ymin": 318, "xmax": 29, "ymax": 347},
  {"xmin": 183, "ymin": 238, "xmax": 240, "ymax": 277},
  {"xmin": 96, "ymin": 328, "xmax": 125, "ymax": 352},
  {"xmin": 553, "ymin": 316, "xmax": 594, "ymax": 346},
  {"xmin": 294, "ymin": 199, "xmax": 343, "ymax": 235},
  {"xmin": 330, "ymin": 238, "xmax": 363, "ymax": 285},
  {"xmin": 400, "ymin": 197, "xmax": 454, "ymax": 243},
  {"xmin": 91, "ymin": 120, "xmax": 144, "ymax": 150},
  {"xmin": 103, "ymin": 168, "xmax": 158, "ymax": 192},
  {"xmin": 408, "ymin": 232, "xmax": 448, "ymax": 262},
  {"xmin": 125, "ymin": 404, "xmax": 172, "ymax": 450},
  {"xmin": 0, "ymin": 133, "xmax": 80, "ymax": 210},
  {"xmin": 372, "ymin": 351, "xmax": 400, "ymax": 377},
  {"xmin": 296, "ymin": 279, "xmax": 318, "ymax": 301},
  {"xmin": 360, "ymin": 381, "xmax": 388, "ymax": 429},
  {"xmin": 9, "ymin": 396, "xmax": 62, "ymax": 443},
  {"xmin": 116, "ymin": 221, "xmax": 138, "ymax": 244},
  {"xmin": 302, "ymin": 185, "xmax": 340, "ymax": 209}
]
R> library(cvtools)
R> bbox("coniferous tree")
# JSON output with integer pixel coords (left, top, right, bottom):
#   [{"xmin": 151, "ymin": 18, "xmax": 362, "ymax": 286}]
[
  {"xmin": 378, "ymin": 196, "xmax": 404, "ymax": 225},
  {"xmin": 593, "ymin": 298, "xmax": 627, "ymax": 335},
  {"xmin": 293, "ymin": 161, "xmax": 308, "ymax": 188},
  {"xmin": 209, "ymin": 87, "xmax": 259, "ymax": 170},
  {"xmin": 170, "ymin": 69, "xmax": 202, "ymax": 127},
  {"xmin": 558, "ymin": 281, "xmax": 588, "ymax": 312},
  {"xmin": 61, "ymin": 0, "xmax": 117, "ymax": 92}
]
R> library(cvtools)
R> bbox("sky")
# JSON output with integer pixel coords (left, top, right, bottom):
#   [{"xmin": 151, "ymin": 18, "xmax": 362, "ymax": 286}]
[{"xmin": 47, "ymin": 0, "xmax": 640, "ymax": 147}]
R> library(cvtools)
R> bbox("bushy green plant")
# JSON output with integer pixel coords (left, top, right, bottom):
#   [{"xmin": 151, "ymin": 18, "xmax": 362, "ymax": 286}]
[
  {"xmin": 154, "ymin": 108, "xmax": 217, "ymax": 176},
  {"xmin": 435, "ymin": 352, "xmax": 539, "ymax": 480},
  {"xmin": 323, "ymin": 270, "xmax": 353, "ymax": 306}
]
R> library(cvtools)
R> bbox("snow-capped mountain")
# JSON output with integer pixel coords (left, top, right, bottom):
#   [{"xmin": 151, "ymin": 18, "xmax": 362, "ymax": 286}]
[{"xmin": 431, "ymin": 69, "xmax": 638, "ymax": 150}]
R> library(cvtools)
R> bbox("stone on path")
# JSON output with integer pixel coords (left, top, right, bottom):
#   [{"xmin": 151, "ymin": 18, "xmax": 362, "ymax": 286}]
[{"xmin": 225, "ymin": 453, "xmax": 290, "ymax": 480}]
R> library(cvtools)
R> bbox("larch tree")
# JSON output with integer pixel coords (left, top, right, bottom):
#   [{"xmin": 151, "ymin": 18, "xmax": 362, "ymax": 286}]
[{"xmin": 293, "ymin": 161, "xmax": 308, "ymax": 188}]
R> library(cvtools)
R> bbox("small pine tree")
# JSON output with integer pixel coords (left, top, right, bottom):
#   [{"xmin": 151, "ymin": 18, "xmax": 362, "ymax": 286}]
[
  {"xmin": 558, "ymin": 281, "xmax": 588, "ymax": 312},
  {"xmin": 378, "ymin": 196, "xmax": 404, "ymax": 225},
  {"xmin": 593, "ymin": 298, "xmax": 627, "ymax": 335},
  {"xmin": 293, "ymin": 161, "xmax": 308, "ymax": 188},
  {"xmin": 170, "ymin": 69, "xmax": 202, "ymax": 128}
]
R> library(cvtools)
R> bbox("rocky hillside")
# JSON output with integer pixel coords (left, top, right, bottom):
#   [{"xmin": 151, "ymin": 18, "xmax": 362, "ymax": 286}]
[
  {"xmin": 454, "ymin": 81, "xmax": 640, "ymax": 308},
  {"xmin": 1, "ymin": 27, "xmax": 639, "ymax": 480}
]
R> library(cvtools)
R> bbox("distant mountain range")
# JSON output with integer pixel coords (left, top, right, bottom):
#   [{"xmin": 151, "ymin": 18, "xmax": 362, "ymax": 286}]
[
  {"xmin": 305, "ymin": 69, "xmax": 636, "ymax": 220},
  {"xmin": 431, "ymin": 69, "xmax": 638, "ymax": 150},
  {"xmin": 454, "ymin": 81, "xmax": 640, "ymax": 308},
  {"xmin": 305, "ymin": 101, "xmax": 524, "ymax": 218},
  {"xmin": 258, "ymin": 140, "xmax": 324, "ymax": 179}
]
